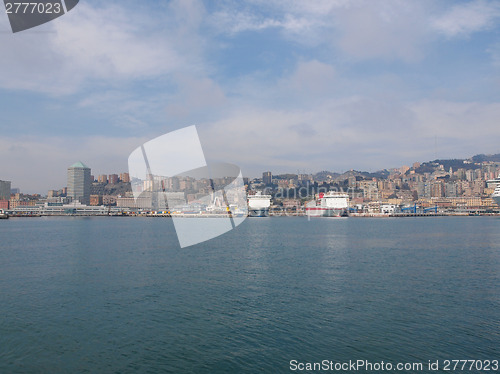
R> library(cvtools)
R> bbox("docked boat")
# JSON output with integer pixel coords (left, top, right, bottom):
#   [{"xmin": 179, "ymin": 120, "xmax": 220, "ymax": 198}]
[
  {"xmin": 248, "ymin": 191, "xmax": 271, "ymax": 217},
  {"xmin": 305, "ymin": 191, "xmax": 349, "ymax": 217},
  {"xmin": 492, "ymin": 184, "xmax": 500, "ymax": 206},
  {"xmin": 0, "ymin": 209, "xmax": 8, "ymax": 219}
]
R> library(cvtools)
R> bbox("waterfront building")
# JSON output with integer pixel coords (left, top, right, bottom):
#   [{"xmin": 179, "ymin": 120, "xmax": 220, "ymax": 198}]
[
  {"xmin": 47, "ymin": 190, "xmax": 59, "ymax": 198},
  {"xmin": 282, "ymin": 199, "xmax": 301, "ymax": 209},
  {"xmin": 90, "ymin": 195, "xmax": 103, "ymax": 206},
  {"xmin": 116, "ymin": 196, "xmax": 152, "ymax": 209},
  {"xmin": 103, "ymin": 195, "xmax": 117, "ymax": 206},
  {"xmin": 380, "ymin": 204, "xmax": 398, "ymax": 214},
  {"xmin": 0, "ymin": 180, "xmax": 11, "ymax": 200},
  {"xmin": 38, "ymin": 201, "xmax": 108, "ymax": 216},
  {"xmin": 46, "ymin": 196, "xmax": 71, "ymax": 205},
  {"xmin": 0, "ymin": 200, "xmax": 9, "ymax": 210},
  {"xmin": 9, "ymin": 198, "xmax": 38, "ymax": 209},
  {"xmin": 67, "ymin": 162, "xmax": 91, "ymax": 206}
]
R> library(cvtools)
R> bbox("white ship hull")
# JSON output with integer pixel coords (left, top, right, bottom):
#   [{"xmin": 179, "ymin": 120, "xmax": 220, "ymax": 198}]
[
  {"xmin": 306, "ymin": 191, "xmax": 349, "ymax": 218},
  {"xmin": 493, "ymin": 195, "xmax": 500, "ymax": 206},
  {"xmin": 305, "ymin": 207, "xmax": 346, "ymax": 217}
]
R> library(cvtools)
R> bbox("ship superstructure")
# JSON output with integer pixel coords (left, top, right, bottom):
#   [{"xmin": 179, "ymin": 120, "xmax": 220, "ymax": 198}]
[
  {"xmin": 492, "ymin": 183, "xmax": 500, "ymax": 206},
  {"xmin": 305, "ymin": 191, "xmax": 349, "ymax": 217},
  {"xmin": 248, "ymin": 192, "xmax": 272, "ymax": 217}
]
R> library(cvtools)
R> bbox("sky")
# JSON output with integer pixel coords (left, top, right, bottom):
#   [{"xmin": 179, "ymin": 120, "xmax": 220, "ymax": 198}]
[{"xmin": 1, "ymin": 0, "xmax": 500, "ymax": 193}]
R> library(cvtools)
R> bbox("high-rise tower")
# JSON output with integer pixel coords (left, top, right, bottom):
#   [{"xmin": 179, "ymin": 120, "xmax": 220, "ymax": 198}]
[
  {"xmin": 263, "ymin": 171, "xmax": 272, "ymax": 185},
  {"xmin": 0, "ymin": 180, "xmax": 11, "ymax": 200},
  {"xmin": 67, "ymin": 161, "xmax": 91, "ymax": 205}
]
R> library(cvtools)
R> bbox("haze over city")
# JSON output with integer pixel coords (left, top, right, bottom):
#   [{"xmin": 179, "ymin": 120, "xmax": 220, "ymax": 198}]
[{"xmin": 1, "ymin": 0, "xmax": 500, "ymax": 194}]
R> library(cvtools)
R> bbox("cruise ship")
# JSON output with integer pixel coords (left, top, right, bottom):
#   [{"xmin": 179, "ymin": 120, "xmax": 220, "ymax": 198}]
[
  {"xmin": 305, "ymin": 191, "xmax": 349, "ymax": 217},
  {"xmin": 248, "ymin": 192, "xmax": 272, "ymax": 217},
  {"xmin": 487, "ymin": 174, "xmax": 500, "ymax": 206},
  {"xmin": 492, "ymin": 184, "xmax": 500, "ymax": 206}
]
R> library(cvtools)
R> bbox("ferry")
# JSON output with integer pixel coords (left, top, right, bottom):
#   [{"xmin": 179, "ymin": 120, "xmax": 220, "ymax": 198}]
[
  {"xmin": 305, "ymin": 191, "xmax": 349, "ymax": 217},
  {"xmin": 0, "ymin": 209, "xmax": 9, "ymax": 219},
  {"xmin": 248, "ymin": 191, "xmax": 271, "ymax": 217},
  {"xmin": 492, "ymin": 183, "xmax": 500, "ymax": 206}
]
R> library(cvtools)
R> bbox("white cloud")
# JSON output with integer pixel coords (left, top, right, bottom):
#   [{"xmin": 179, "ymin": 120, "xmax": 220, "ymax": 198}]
[
  {"xmin": 410, "ymin": 100, "xmax": 500, "ymax": 139},
  {"xmin": 195, "ymin": 95, "xmax": 500, "ymax": 175},
  {"xmin": 208, "ymin": 0, "xmax": 345, "ymax": 46},
  {"xmin": 220, "ymin": 59, "xmax": 338, "ymax": 111},
  {"xmin": 487, "ymin": 43, "xmax": 500, "ymax": 67},
  {"xmin": 3, "ymin": 96, "xmax": 500, "ymax": 193},
  {"xmin": 209, "ymin": 0, "xmax": 433, "ymax": 62},
  {"xmin": 432, "ymin": 0, "xmax": 500, "ymax": 37},
  {"xmin": 0, "ymin": 1, "xmax": 205, "ymax": 95},
  {"xmin": 334, "ymin": 0, "xmax": 430, "ymax": 62},
  {"xmin": 164, "ymin": 75, "xmax": 227, "ymax": 119},
  {"xmin": 284, "ymin": 60, "xmax": 336, "ymax": 96},
  {"xmin": 51, "ymin": 4, "xmax": 181, "ymax": 79}
]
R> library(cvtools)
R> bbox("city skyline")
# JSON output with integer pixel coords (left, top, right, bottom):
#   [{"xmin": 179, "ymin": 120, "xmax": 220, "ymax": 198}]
[
  {"xmin": 2, "ymin": 1, "xmax": 500, "ymax": 193},
  {"xmin": 2, "ymin": 155, "xmax": 499, "ymax": 215},
  {"xmin": 2, "ymin": 151, "xmax": 500, "ymax": 198}
]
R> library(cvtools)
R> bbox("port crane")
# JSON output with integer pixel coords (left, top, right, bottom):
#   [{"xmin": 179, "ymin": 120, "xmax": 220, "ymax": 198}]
[
  {"xmin": 423, "ymin": 206, "xmax": 438, "ymax": 214},
  {"xmin": 401, "ymin": 203, "xmax": 418, "ymax": 214}
]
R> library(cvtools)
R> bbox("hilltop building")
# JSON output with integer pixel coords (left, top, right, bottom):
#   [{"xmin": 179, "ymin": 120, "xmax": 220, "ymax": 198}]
[{"xmin": 263, "ymin": 171, "xmax": 272, "ymax": 185}]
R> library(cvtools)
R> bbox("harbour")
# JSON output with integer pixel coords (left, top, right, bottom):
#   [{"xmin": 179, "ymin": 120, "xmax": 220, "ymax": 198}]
[
  {"xmin": 2, "ymin": 2, "xmax": 500, "ymax": 372},
  {"xmin": 1, "ymin": 216, "xmax": 499, "ymax": 373}
]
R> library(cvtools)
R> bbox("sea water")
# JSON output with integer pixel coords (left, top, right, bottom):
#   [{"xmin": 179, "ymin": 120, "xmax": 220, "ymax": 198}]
[{"xmin": 1, "ymin": 216, "xmax": 499, "ymax": 373}]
